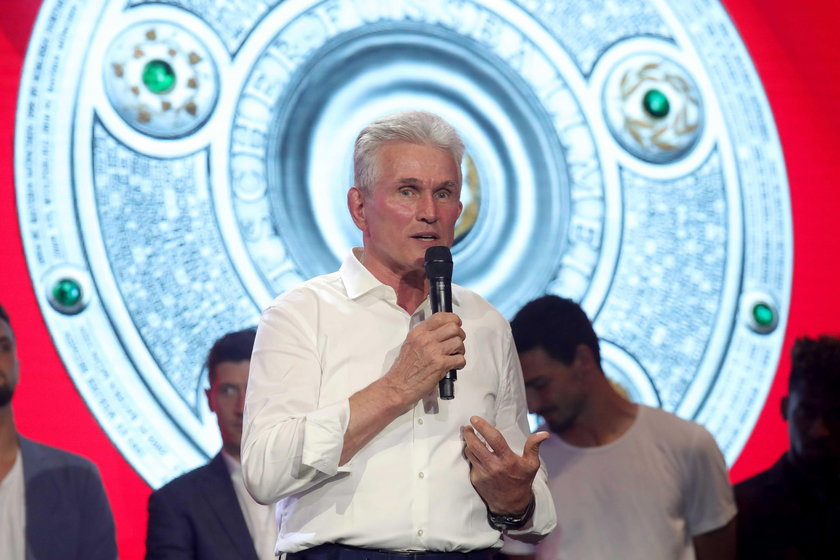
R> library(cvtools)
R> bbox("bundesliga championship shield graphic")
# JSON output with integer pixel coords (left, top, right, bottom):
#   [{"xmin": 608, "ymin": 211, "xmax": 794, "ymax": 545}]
[{"xmin": 15, "ymin": 0, "xmax": 791, "ymax": 486}]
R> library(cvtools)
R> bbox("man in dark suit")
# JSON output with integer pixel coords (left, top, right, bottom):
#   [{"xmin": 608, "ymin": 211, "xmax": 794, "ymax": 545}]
[
  {"xmin": 146, "ymin": 328, "xmax": 277, "ymax": 560},
  {"xmin": 0, "ymin": 304, "xmax": 117, "ymax": 560}
]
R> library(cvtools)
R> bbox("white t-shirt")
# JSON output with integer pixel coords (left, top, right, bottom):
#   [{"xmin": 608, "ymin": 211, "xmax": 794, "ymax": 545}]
[
  {"xmin": 0, "ymin": 448, "xmax": 25, "ymax": 560},
  {"xmin": 503, "ymin": 405, "xmax": 736, "ymax": 560}
]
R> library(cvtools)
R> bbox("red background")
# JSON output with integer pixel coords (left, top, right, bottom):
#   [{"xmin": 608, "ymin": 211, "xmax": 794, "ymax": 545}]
[{"xmin": 2, "ymin": 1, "xmax": 839, "ymax": 557}]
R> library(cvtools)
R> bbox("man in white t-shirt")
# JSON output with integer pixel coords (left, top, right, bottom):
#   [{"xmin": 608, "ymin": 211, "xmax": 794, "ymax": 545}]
[
  {"xmin": 503, "ymin": 295, "xmax": 736, "ymax": 560},
  {"xmin": 146, "ymin": 328, "xmax": 278, "ymax": 560}
]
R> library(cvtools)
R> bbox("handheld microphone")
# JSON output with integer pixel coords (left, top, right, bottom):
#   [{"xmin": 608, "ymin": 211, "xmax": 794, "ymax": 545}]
[{"xmin": 424, "ymin": 246, "xmax": 456, "ymax": 400}]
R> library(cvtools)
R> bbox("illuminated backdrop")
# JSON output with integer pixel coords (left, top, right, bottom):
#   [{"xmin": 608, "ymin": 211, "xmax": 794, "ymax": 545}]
[
  {"xmin": 14, "ymin": 0, "xmax": 790, "ymax": 486},
  {"xmin": 5, "ymin": 1, "xmax": 840, "ymax": 557}
]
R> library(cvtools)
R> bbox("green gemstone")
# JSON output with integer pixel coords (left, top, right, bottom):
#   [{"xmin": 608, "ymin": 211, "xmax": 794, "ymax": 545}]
[
  {"xmin": 642, "ymin": 89, "xmax": 670, "ymax": 118},
  {"xmin": 142, "ymin": 59, "xmax": 176, "ymax": 94},
  {"xmin": 52, "ymin": 278, "xmax": 82, "ymax": 308},
  {"xmin": 752, "ymin": 302, "xmax": 775, "ymax": 326}
]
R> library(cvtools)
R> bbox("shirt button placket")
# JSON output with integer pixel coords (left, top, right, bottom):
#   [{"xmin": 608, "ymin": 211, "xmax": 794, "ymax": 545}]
[{"xmin": 411, "ymin": 395, "xmax": 429, "ymax": 549}]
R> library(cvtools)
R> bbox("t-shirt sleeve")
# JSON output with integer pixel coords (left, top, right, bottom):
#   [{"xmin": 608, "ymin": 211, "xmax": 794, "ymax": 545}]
[{"xmin": 684, "ymin": 425, "xmax": 737, "ymax": 536}]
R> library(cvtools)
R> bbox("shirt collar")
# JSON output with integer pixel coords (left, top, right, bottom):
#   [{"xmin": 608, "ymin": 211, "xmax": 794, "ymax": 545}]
[
  {"xmin": 340, "ymin": 248, "xmax": 462, "ymax": 307},
  {"xmin": 340, "ymin": 248, "xmax": 392, "ymax": 300}
]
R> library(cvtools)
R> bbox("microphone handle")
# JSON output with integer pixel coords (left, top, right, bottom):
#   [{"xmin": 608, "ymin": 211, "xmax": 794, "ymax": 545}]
[{"xmin": 432, "ymin": 278, "xmax": 457, "ymax": 400}]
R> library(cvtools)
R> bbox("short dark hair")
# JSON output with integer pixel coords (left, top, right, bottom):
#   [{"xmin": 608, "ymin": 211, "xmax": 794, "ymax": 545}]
[
  {"xmin": 510, "ymin": 295, "xmax": 601, "ymax": 366},
  {"xmin": 0, "ymin": 305, "xmax": 9, "ymax": 327},
  {"xmin": 205, "ymin": 328, "xmax": 257, "ymax": 384},
  {"xmin": 789, "ymin": 335, "xmax": 840, "ymax": 394}
]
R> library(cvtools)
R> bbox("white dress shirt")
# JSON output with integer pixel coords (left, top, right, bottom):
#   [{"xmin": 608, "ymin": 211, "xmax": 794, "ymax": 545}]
[{"xmin": 242, "ymin": 249, "xmax": 554, "ymax": 553}]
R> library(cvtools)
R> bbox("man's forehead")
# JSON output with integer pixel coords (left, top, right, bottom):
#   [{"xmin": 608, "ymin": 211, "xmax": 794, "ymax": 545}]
[
  {"xmin": 212, "ymin": 359, "xmax": 251, "ymax": 379},
  {"xmin": 519, "ymin": 347, "xmax": 557, "ymax": 374}
]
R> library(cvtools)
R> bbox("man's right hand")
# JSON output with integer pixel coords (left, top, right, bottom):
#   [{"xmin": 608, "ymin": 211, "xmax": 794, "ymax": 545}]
[
  {"xmin": 381, "ymin": 312, "xmax": 466, "ymax": 410},
  {"xmin": 340, "ymin": 312, "xmax": 465, "ymax": 466}
]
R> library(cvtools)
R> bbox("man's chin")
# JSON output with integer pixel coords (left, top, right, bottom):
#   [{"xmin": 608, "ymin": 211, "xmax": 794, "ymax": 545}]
[
  {"xmin": 545, "ymin": 417, "xmax": 574, "ymax": 436},
  {"xmin": 0, "ymin": 385, "xmax": 13, "ymax": 408}
]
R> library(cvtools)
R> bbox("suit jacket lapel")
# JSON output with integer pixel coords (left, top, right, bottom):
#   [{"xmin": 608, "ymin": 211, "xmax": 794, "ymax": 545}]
[
  {"xmin": 20, "ymin": 437, "xmax": 63, "ymax": 558},
  {"xmin": 201, "ymin": 453, "xmax": 260, "ymax": 560}
]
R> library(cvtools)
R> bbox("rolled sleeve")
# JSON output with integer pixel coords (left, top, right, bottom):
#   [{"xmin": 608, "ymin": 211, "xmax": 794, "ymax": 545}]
[
  {"xmin": 242, "ymin": 295, "xmax": 352, "ymax": 504},
  {"xmin": 302, "ymin": 400, "xmax": 352, "ymax": 475}
]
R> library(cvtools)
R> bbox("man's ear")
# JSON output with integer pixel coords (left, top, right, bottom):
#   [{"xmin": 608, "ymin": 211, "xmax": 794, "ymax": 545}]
[
  {"xmin": 574, "ymin": 344, "xmax": 596, "ymax": 368},
  {"xmin": 572, "ymin": 344, "xmax": 597, "ymax": 381},
  {"xmin": 205, "ymin": 387, "xmax": 215, "ymax": 413},
  {"xmin": 781, "ymin": 395, "xmax": 790, "ymax": 421},
  {"xmin": 348, "ymin": 186, "xmax": 367, "ymax": 231}
]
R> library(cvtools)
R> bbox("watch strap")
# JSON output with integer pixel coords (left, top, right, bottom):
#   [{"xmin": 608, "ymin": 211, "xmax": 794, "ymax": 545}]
[{"xmin": 486, "ymin": 496, "xmax": 536, "ymax": 531}]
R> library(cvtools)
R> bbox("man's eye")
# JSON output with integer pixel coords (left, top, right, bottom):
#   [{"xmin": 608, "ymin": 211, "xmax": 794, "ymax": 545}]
[
  {"xmin": 435, "ymin": 191, "xmax": 450, "ymax": 199},
  {"xmin": 220, "ymin": 385, "xmax": 239, "ymax": 397}
]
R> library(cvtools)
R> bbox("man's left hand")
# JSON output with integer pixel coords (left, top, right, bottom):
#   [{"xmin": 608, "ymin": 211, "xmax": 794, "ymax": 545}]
[{"xmin": 462, "ymin": 415, "xmax": 549, "ymax": 515}]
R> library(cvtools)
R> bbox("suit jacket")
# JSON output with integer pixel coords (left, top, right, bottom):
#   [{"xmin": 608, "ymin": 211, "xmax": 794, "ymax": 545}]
[
  {"xmin": 146, "ymin": 452, "xmax": 260, "ymax": 560},
  {"xmin": 20, "ymin": 436, "xmax": 117, "ymax": 560}
]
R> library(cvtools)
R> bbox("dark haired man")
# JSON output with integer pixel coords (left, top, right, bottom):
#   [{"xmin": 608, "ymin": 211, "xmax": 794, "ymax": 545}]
[
  {"xmin": 146, "ymin": 328, "xmax": 277, "ymax": 559},
  {"xmin": 0, "ymin": 304, "xmax": 116, "ymax": 560},
  {"xmin": 504, "ymin": 295, "xmax": 736, "ymax": 560},
  {"xmin": 735, "ymin": 335, "xmax": 840, "ymax": 559}
]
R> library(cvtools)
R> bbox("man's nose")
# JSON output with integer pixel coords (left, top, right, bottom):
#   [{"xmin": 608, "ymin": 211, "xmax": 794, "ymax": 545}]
[
  {"xmin": 416, "ymin": 192, "xmax": 439, "ymax": 223},
  {"xmin": 809, "ymin": 416, "xmax": 831, "ymax": 439},
  {"xmin": 525, "ymin": 390, "xmax": 541, "ymax": 415}
]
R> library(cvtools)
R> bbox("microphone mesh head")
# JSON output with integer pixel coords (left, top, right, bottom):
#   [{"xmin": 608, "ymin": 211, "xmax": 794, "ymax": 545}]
[{"xmin": 424, "ymin": 246, "xmax": 453, "ymax": 280}]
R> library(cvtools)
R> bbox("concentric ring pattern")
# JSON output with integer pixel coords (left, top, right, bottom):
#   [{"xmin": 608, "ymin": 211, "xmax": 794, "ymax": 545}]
[{"xmin": 15, "ymin": 0, "xmax": 791, "ymax": 486}]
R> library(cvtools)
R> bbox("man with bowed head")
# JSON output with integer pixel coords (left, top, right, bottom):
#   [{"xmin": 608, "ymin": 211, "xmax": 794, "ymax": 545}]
[
  {"xmin": 503, "ymin": 295, "xmax": 736, "ymax": 560},
  {"xmin": 242, "ymin": 110, "xmax": 555, "ymax": 559}
]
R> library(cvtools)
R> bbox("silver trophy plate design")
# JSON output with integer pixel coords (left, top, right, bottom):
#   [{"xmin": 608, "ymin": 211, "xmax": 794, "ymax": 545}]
[{"xmin": 16, "ymin": 0, "xmax": 791, "ymax": 486}]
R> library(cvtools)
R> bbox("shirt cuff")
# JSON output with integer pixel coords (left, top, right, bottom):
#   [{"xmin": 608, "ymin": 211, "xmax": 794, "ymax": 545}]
[
  {"xmin": 301, "ymin": 399, "xmax": 351, "ymax": 476},
  {"xmin": 504, "ymin": 481, "xmax": 557, "ymax": 540},
  {"xmin": 501, "ymin": 536, "xmax": 537, "ymax": 555}
]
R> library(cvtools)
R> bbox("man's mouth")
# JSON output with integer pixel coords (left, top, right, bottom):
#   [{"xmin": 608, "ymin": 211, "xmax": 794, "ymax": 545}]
[{"xmin": 411, "ymin": 233, "xmax": 439, "ymax": 241}]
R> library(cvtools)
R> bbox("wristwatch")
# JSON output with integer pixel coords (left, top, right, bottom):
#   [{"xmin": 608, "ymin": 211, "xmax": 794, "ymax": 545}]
[{"xmin": 486, "ymin": 496, "xmax": 536, "ymax": 531}]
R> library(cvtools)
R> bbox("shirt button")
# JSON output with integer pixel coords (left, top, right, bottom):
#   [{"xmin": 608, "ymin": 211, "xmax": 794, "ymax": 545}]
[
  {"xmin": 417, "ymin": 418, "xmax": 424, "ymax": 425},
  {"xmin": 418, "ymin": 472, "xmax": 424, "ymax": 479},
  {"xmin": 417, "ymin": 529, "xmax": 424, "ymax": 537}
]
